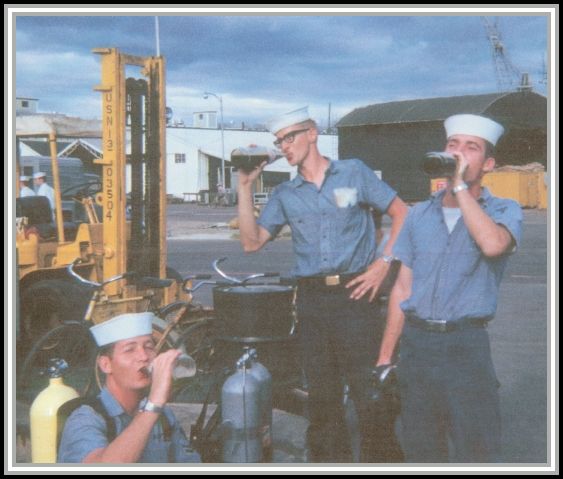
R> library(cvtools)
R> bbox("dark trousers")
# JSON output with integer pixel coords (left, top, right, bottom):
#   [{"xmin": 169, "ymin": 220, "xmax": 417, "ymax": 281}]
[
  {"xmin": 297, "ymin": 283, "xmax": 403, "ymax": 463},
  {"xmin": 398, "ymin": 324, "xmax": 501, "ymax": 463}
]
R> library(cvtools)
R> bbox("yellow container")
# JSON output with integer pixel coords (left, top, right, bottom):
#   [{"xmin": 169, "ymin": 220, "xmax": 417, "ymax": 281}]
[
  {"xmin": 430, "ymin": 178, "xmax": 448, "ymax": 194},
  {"xmin": 537, "ymin": 172, "xmax": 548, "ymax": 209},
  {"xmin": 30, "ymin": 377, "xmax": 79, "ymax": 463},
  {"xmin": 482, "ymin": 171, "xmax": 538, "ymax": 208},
  {"xmin": 430, "ymin": 170, "xmax": 546, "ymax": 208}
]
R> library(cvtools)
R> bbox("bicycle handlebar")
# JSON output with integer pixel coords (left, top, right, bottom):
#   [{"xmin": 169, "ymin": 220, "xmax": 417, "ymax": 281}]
[
  {"xmin": 181, "ymin": 274, "xmax": 215, "ymax": 294},
  {"xmin": 212, "ymin": 257, "xmax": 241, "ymax": 284},
  {"xmin": 182, "ymin": 257, "xmax": 281, "ymax": 293},
  {"xmin": 67, "ymin": 259, "xmax": 103, "ymax": 288},
  {"xmin": 240, "ymin": 272, "xmax": 280, "ymax": 285},
  {"xmin": 67, "ymin": 259, "xmax": 172, "ymax": 291}
]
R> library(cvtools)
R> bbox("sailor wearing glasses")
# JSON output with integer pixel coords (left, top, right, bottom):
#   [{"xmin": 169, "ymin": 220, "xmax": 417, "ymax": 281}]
[{"xmin": 235, "ymin": 106, "xmax": 408, "ymax": 462}]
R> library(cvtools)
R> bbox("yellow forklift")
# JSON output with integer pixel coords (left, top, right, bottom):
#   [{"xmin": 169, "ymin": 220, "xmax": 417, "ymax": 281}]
[{"xmin": 16, "ymin": 48, "xmax": 190, "ymax": 393}]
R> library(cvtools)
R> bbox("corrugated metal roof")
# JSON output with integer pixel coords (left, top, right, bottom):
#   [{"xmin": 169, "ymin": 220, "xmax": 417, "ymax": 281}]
[{"xmin": 337, "ymin": 92, "xmax": 510, "ymax": 127}]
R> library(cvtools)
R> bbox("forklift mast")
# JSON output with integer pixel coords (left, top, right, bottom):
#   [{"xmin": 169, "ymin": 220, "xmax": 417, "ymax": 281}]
[{"xmin": 93, "ymin": 48, "xmax": 167, "ymax": 296}]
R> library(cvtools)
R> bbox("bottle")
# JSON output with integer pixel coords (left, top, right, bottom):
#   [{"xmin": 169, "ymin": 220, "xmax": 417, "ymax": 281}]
[
  {"xmin": 230, "ymin": 145, "xmax": 282, "ymax": 172},
  {"xmin": 170, "ymin": 353, "xmax": 197, "ymax": 379},
  {"xmin": 145, "ymin": 353, "xmax": 197, "ymax": 380},
  {"xmin": 421, "ymin": 151, "xmax": 457, "ymax": 178},
  {"xmin": 30, "ymin": 359, "xmax": 79, "ymax": 463}
]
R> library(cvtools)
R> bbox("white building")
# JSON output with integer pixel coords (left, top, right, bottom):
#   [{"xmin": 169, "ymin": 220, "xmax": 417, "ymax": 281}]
[
  {"xmin": 16, "ymin": 97, "xmax": 39, "ymax": 115},
  {"xmin": 15, "ymin": 112, "xmax": 339, "ymax": 202},
  {"xmin": 166, "ymin": 125, "xmax": 339, "ymax": 200},
  {"xmin": 192, "ymin": 111, "xmax": 218, "ymax": 129}
]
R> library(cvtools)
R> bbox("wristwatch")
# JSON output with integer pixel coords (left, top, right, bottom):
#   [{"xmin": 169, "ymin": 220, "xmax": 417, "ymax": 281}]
[
  {"xmin": 452, "ymin": 182, "xmax": 469, "ymax": 195},
  {"xmin": 141, "ymin": 400, "xmax": 164, "ymax": 414},
  {"xmin": 381, "ymin": 254, "xmax": 397, "ymax": 264}
]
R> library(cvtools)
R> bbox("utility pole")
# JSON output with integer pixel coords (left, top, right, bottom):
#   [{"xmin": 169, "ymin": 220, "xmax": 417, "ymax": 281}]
[{"xmin": 204, "ymin": 92, "xmax": 226, "ymax": 186}]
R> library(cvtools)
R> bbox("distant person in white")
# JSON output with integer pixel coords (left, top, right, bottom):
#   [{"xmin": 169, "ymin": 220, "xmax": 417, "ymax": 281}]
[
  {"xmin": 19, "ymin": 175, "xmax": 36, "ymax": 197},
  {"xmin": 215, "ymin": 183, "xmax": 227, "ymax": 207},
  {"xmin": 33, "ymin": 171, "xmax": 55, "ymax": 213}
]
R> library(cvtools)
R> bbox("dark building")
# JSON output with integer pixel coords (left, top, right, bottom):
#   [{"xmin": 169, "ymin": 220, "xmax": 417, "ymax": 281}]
[{"xmin": 337, "ymin": 91, "xmax": 547, "ymax": 201}]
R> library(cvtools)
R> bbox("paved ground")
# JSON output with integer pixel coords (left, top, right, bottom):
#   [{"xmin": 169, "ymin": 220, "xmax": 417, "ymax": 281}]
[
  {"xmin": 165, "ymin": 204, "xmax": 551, "ymax": 465},
  {"xmin": 14, "ymin": 204, "xmax": 551, "ymax": 466},
  {"xmin": 168, "ymin": 403, "xmax": 309, "ymax": 463}
]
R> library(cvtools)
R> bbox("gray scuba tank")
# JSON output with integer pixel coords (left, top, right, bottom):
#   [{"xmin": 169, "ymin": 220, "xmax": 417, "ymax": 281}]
[
  {"xmin": 247, "ymin": 349, "xmax": 273, "ymax": 461},
  {"xmin": 221, "ymin": 348, "xmax": 272, "ymax": 463}
]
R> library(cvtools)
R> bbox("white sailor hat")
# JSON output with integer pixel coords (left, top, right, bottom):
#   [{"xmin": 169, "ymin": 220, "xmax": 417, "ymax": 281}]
[
  {"xmin": 32, "ymin": 171, "xmax": 47, "ymax": 179},
  {"xmin": 90, "ymin": 312, "xmax": 154, "ymax": 347},
  {"xmin": 20, "ymin": 175, "xmax": 30, "ymax": 181},
  {"xmin": 266, "ymin": 106, "xmax": 312, "ymax": 134},
  {"xmin": 444, "ymin": 114, "xmax": 505, "ymax": 146}
]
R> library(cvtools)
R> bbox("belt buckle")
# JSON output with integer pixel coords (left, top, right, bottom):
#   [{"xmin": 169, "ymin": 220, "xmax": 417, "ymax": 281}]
[
  {"xmin": 427, "ymin": 320, "xmax": 448, "ymax": 333},
  {"xmin": 325, "ymin": 275, "xmax": 340, "ymax": 286}
]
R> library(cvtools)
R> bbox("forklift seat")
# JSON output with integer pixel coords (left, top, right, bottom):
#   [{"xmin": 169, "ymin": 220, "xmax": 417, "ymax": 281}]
[{"xmin": 16, "ymin": 196, "xmax": 79, "ymax": 241}]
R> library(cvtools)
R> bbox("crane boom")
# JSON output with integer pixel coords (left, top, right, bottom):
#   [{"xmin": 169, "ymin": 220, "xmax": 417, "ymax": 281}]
[{"xmin": 482, "ymin": 17, "xmax": 523, "ymax": 92}]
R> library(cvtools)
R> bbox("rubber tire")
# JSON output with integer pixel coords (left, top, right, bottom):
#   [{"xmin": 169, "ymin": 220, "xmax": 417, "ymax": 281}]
[
  {"xmin": 17, "ymin": 322, "xmax": 97, "ymax": 404},
  {"xmin": 175, "ymin": 318, "xmax": 224, "ymax": 375},
  {"xmin": 151, "ymin": 315, "xmax": 185, "ymax": 353},
  {"xmin": 19, "ymin": 279, "xmax": 93, "ymax": 354}
]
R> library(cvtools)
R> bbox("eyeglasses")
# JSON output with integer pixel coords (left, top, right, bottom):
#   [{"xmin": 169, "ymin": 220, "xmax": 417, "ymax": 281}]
[{"xmin": 273, "ymin": 128, "xmax": 310, "ymax": 148}]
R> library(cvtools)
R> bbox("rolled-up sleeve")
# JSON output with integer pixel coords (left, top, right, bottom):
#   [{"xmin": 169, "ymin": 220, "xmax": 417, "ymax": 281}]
[
  {"xmin": 490, "ymin": 199, "xmax": 523, "ymax": 252},
  {"xmin": 392, "ymin": 209, "xmax": 414, "ymax": 268},
  {"xmin": 356, "ymin": 160, "xmax": 397, "ymax": 213}
]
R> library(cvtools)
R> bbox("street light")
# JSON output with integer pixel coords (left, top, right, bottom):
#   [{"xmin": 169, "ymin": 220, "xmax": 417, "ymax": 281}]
[{"xmin": 203, "ymin": 91, "xmax": 225, "ymax": 187}]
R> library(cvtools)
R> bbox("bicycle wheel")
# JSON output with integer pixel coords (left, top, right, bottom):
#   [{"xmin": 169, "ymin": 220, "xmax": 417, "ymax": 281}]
[
  {"xmin": 157, "ymin": 301, "xmax": 215, "ymax": 328},
  {"xmin": 17, "ymin": 322, "xmax": 98, "ymax": 404},
  {"xmin": 151, "ymin": 315, "xmax": 186, "ymax": 353},
  {"xmin": 169, "ymin": 317, "xmax": 225, "ymax": 403},
  {"xmin": 175, "ymin": 317, "xmax": 225, "ymax": 375},
  {"xmin": 157, "ymin": 301, "xmax": 191, "ymax": 325}
]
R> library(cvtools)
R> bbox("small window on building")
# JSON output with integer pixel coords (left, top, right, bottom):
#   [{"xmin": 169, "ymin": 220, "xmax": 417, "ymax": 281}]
[
  {"xmin": 175, "ymin": 153, "xmax": 186, "ymax": 164},
  {"xmin": 22, "ymin": 100, "xmax": 29, "ymax": 108}
]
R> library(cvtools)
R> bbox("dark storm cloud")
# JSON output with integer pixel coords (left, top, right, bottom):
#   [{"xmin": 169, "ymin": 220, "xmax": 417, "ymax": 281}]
[{"xmin": 15, "ymin": 13, "xmax": 548, "ymax": 125}]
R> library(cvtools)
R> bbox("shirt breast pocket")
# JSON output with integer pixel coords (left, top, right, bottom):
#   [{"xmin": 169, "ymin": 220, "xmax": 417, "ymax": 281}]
[{"xmin": 333, "ymin": 204, "xmax": 360, "ymax": 234}]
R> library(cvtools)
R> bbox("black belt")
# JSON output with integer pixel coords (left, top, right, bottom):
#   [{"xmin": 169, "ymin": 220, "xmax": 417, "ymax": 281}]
[
  {"xmin": 406, "ymin": 316, "xmax": 489, "ymax": 333},
  {"xmin": 297, "ymin": 272, "xmax": 362, "ymax": 288}
]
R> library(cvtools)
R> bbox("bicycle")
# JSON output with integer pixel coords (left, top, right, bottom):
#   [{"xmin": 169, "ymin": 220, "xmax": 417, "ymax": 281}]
[
  {"xmin": 17, "ymin": 257, "xmax": 292, "ymax": 404},
  {"xmin": 171, "ymin": 258, "xmax": 307, "ymax": 418},
  {"xmin": 158, "ymin": 257, "xmax": 287, "ymax": 375},
  {"xmin": 17, "ymin": 259, "xmax": 187, "ymax": 403}
]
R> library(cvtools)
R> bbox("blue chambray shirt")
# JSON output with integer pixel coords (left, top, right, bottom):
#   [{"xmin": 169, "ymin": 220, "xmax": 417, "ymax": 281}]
[
  {"xmin": 57, "ymin": 387, "xmax": 200, "ymax": 463},
  {"xmin": 393, "ymin": 187, "xmax": 523, "ymax": 323},
  {"xmin": 257, "ymin": 159, "xmax": 397, "ymax": 277}
]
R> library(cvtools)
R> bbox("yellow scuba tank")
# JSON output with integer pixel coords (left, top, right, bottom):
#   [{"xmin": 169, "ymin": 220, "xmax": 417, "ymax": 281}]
[{"xmin": 30, "ymin": 359, "xmax": 79, "ymax": 463}]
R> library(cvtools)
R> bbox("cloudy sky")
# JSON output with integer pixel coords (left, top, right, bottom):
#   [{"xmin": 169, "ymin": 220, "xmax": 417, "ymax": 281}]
[{"xmin": 13, "ymin": 8, "xmax": 549, "ymax": 129}]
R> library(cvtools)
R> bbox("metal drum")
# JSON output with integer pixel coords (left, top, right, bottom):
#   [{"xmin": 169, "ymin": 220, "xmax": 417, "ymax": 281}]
[
  {"xmin": 212, "ymin": 284, "xmax": 299, "ymax": 387},
  {"xmin": 213, "ymin": 284, "xmax": 295, "ymax": 342}
]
